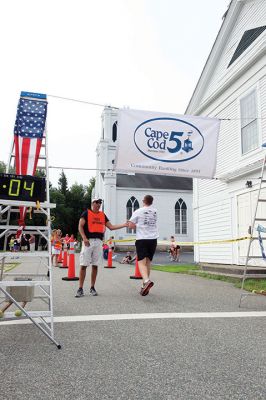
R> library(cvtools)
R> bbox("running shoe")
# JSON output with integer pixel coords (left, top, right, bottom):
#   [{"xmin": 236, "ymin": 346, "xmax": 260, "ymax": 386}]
[
  {"xmin": 75, "ymin": 288, "xmax": 84, "ymax": 298},
  {"xmin": 141, "ymin": 280, "xmax": 154, "ymax": 296},
  {"xmin": 90, "ymin": 287, "xmax": 98, "ymax": 296}
]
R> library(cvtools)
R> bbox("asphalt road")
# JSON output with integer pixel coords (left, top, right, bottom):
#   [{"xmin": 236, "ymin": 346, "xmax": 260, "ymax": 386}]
[{"xmin": 1, "ymin": 255, "xmax": 266, "ymax": 400}]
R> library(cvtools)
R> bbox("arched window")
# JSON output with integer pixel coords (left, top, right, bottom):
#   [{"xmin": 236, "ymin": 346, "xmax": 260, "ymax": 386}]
[
  {"xmin": 112, "ymin": 121, "xmax": 117, "ymax": 142},
  {"xmin": 175, "ymin": 198, "xmax": 187, "ymax": 235},
  {"xmin": 126, "ymin": 196, "xmax": 139, "ymax": 233}
]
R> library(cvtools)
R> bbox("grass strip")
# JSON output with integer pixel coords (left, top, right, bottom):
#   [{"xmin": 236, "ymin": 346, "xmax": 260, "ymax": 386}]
[{"xmin": 151, "ymin": 264, "xmax": 266, "ymax": 292}]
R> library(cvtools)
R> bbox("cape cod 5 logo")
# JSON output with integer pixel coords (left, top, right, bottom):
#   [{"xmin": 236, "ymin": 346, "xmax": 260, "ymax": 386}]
[{"xmin": 134, "ymin": 117, "xmax": 204, "ymax": 163}]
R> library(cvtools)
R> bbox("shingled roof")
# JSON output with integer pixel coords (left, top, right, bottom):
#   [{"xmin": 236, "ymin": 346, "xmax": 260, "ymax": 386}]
[{"xmin": 116, "ymin": 173, "xmax": 192, "ymax": 190}]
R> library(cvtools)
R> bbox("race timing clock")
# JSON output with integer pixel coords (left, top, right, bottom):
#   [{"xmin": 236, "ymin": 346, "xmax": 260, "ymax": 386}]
[{"xmin": 0, "ymin": 173, "xmax": 46, "ymax": 202}]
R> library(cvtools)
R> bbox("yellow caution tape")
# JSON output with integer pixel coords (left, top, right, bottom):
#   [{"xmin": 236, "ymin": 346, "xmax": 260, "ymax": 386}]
[{"xmin": 105, "ymin": 236, "xmax": 251, "ymax": 245}]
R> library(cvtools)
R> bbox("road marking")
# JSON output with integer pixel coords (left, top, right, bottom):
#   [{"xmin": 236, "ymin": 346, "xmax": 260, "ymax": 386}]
[{"xmin": 1, "ymin": 311, "xmax": 266, "ymax": 325}]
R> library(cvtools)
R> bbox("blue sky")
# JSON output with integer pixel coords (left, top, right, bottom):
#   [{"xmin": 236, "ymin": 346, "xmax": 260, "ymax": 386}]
[{"xmin": 0, "ymin": 0, "xmax": 229, "ymax": 186}]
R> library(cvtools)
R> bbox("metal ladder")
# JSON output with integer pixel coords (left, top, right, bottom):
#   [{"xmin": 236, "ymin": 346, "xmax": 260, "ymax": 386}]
[{"xmin": 239, "ymin": 153, "xmax": 266, "ymax": 306}]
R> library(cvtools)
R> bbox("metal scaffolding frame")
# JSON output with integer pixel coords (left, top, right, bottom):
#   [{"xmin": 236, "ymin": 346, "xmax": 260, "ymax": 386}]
[{"xmin": 0, "ymin": 132, "xmax": 61, "ymax": 349}]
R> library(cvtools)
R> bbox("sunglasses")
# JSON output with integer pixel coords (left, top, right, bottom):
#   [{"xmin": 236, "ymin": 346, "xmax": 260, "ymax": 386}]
[{"xmin": 93, "ymin": 201, "xmax": 102, "ymax": 204}]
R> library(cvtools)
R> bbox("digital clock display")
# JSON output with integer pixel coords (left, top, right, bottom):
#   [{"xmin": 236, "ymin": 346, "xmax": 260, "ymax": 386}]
[{"xmin": 0, "ymin": 173, "xmax": 46, "ymax": 202}]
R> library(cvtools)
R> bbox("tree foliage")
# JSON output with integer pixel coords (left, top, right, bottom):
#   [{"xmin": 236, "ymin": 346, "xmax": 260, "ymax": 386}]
[
  {"xmin": 49, "ymin": 174, "xmax": 95, "ymax": 236},
  {"xmin": 0, "ymin": 161, "xmax": 6, "ymax": 173},
  {"xmin": 0, "ymin": 161, "xmax": 95, "ymax": 237},
  {"xmin": 58, "ymin": 170, "xmax": 68, "ymax": 196}
]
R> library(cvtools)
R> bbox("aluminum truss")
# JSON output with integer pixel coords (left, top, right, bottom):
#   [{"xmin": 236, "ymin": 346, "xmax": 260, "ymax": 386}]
[{"xmin": 0, "ymin": 132, "xmax": 61, "ymax": 349}]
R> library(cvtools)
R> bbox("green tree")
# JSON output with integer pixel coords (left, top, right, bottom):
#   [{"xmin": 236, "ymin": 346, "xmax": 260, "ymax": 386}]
[
  {"xmin": 50, "ymin": 187, "xmax": 72, "ymax": 233},
  {"xmin": 0, "ymin": 161, "xmax": 15, "ymax": 174},
  {"xmin": 0, "ymin": 161, "xmax": 6, "ymax": 173},
  {"xmin": 58, "ymin": 170, "xmax": 68, "ymax": 196},
  {"xmin": 35, "ymin": 168, "xmax": 46, "ymax": 178},
  {"xmin": 84, "ymin": 177, "xmax": 95, "ymax": 205},
  {"xmin": 0, "ymin": 160, "xmax": 96, "ymax": 237},
  {"xmin": 50, "ymin": 176, "xmax": 96, "ymax": 236}
]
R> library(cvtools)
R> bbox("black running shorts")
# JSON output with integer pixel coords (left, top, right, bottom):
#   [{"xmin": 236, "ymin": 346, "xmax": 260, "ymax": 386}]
[{"xmin": 135, "ymin": 239, "xmax": 157, "ymax": 261}]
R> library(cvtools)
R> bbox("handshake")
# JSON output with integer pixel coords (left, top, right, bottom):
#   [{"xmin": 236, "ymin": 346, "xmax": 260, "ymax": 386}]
[{"xmin": 123, "ymin": 221, "xmax": 136, "ymax": 229}]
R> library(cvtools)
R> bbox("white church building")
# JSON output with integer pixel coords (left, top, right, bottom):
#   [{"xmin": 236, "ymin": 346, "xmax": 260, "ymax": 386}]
[
  {"xmin": 186, "ymin": 0, "xmax": 266, "ymax": 265},
  {"xmin": 93, "ymin": 107, "xmax": 193, "ymax": 244}
]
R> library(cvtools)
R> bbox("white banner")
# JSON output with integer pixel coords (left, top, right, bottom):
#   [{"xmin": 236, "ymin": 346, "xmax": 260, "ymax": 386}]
[{"xmin": 115, "ymin": 109, "xmax": 221, "ymax": 179}]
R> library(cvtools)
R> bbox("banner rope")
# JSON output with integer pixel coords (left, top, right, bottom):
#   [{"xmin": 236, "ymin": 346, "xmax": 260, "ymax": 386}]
[
  {"xmin": 104, "ymin": 236, "xmax": 251, "ymax": 246},
  {"xmin": 47, "ymin": 94, "xmax": 266, "ymax": 120}
]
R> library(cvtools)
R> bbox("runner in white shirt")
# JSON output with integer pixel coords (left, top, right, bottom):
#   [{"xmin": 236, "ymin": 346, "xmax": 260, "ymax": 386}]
[{"xmin": 128, "ymin": 194, "xmax": 159, "ymax": 296}]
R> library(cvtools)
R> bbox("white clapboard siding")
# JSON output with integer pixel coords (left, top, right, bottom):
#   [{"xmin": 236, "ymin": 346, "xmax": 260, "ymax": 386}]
[
  {"xmin": 260, "ymin": 75, "xmax": 266, "ymax": 144},
  {"xmin": 196, "ymin": 179, "xmax": 227, "ymax": 203},
  {"xmin": 202, "ymin": 0, "xmax": 266, "ymax": 103},
  {"xmin": 197, "ymin": 199, "xmax": 233, "ymax": 263},
  {"xmin": 197, "ymin": 72, "xmax": 266, "ymax": 205},
  {"xmin": 189, "ymin": 0, "xmax": 266, "ymax": 264},
  {"xmin": 215, "ymin": 101, "xmax": 239, "ymax": 176}
]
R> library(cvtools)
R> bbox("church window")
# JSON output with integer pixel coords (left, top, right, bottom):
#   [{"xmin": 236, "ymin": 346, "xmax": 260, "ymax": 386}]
[
  {"xmin": 126, "ymin": 196, "xmax": 139, "ymax": 233},
  {"xmin": 240, "ymin": 90, "xmax": 258, "ymax": 155},
  {"xmin": 112, "ymin": 121, "xmax": 117, "ymax": 142},
  {"xmin": 175, "ymin": 198, "xmax": 187, "ymax": 235},
  {"xmin": 228, "ymin": 26, "xmax": 266, "ymax": 67}
]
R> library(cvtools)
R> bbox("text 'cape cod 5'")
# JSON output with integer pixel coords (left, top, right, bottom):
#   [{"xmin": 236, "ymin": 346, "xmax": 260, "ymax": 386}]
[{"xmin": 115, "ymin": 108, "xmax": 220, "ymax": 179}]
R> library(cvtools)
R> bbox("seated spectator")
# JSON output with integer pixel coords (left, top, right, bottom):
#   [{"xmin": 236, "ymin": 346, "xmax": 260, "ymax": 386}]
[
  {"xmin": 120, "ymin": 252, "xmax": 136, "ymax": 264},
  {"xmin": 169, "ymin": 236, "xmax": 181, "ymax": 262}
]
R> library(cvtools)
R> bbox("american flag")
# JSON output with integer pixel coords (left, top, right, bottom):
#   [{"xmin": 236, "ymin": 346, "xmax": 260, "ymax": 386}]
[{"xmin": 14, "ymin": 91, "xmax": 47, "ymax": 224}]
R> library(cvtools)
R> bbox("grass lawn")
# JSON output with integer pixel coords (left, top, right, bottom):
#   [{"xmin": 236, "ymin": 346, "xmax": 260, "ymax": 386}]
[
  {"xmin": 152, "ymin": 264, "xmax": 199, "ymax": 273},
  {"xmin": 151, "ymin": 264, "xmax": 266, "ymax": 293}
]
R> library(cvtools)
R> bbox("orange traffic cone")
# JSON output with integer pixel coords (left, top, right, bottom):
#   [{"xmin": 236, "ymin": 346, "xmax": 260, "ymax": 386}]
[
  {"xmin": 58, "ymin": 250, "xmax": 63, "ymax": 264},
  {"xmin": 60, "ymin": 245, "xmax": 68, "ymax": 269},
  {"xmin": 130, "ymin": 257, "xmax": 142, "ymax": 279},
  {"xmin": 62, "ymin": 241, "xmax": 79, "ymax": 281},
  {"xmin": 104, "ymin": 248, "xmax": 116, "ymax": 269}
]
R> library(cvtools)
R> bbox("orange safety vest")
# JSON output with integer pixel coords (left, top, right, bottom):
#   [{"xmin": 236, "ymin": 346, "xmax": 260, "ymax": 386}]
[
  {"xmin": 54, "ymin": 240, "xmax": 62, "ymax": 250},
  {"xmin": 87, "ymin": 210, "xmax": 106, "ymax": 233}
]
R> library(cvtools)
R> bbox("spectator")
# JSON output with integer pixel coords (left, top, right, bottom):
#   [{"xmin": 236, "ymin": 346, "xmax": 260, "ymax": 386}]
[
  {"xmin": 51, "ymin": 229, "xmax": 62, "ymax": 267},
  {"xmin": 13, "ymin": 238, "xmax": 20, "ymax": 252},
  {"xmin": 20, "ymin": 234, "xmax": 28, "ymax": 252},
  {"xmin": 120, "ymin": 252, "xmax": 133, "ymax": 264},
  {"xmin": 63, "ymin": 234, "xmax": 70, "ymax": 250},
  {"xmin": 9, "ymin": 236, "xmax": 15, "ymax": 252},
  {"xmin": 103, "ymin": 243, "xmax": 109, "ymax": 260},
  {"xmin": 169, "ymin": 236, "xmax": 180, "ymax": 262},
  {"xmin": 29, "ymin": 234, "xmax": 35, "ymax": 252}
]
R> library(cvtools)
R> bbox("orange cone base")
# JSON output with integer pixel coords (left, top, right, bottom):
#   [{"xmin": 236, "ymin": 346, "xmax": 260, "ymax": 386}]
[
  {"xmin": 104, "ymin": 266, "xmax": 116, "ymax": 269},
  {"xmin": 62, "ymin": 277, "xmax": 79, "ymax": 281},
  {"xmin": 130, "ymin": 275, "xmax": 142, "ymax": 279}
]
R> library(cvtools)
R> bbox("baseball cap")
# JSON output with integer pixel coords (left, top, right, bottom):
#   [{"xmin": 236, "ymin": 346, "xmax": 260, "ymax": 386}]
[{"xmin": 92, "ymin": 198, "xmax": 103, "ymax": 204}]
